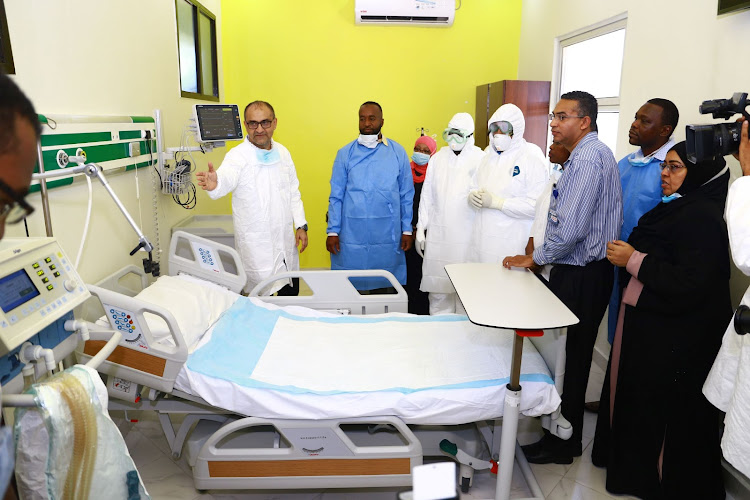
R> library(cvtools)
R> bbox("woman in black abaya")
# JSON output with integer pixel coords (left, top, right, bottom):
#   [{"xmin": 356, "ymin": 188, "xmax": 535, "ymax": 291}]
[{"xmin": 591, "ymin": 142, "xmax": 731, "ymax": 499}]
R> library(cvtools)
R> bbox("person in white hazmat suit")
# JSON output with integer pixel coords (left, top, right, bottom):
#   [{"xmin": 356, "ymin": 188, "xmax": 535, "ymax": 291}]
[
  {"xmin": 196, "ymin": 101, "xmax": 308, "ymax": 294},
  {"xmin": 415, "ymin": 113, "xmax": 484, "ymax": 315},
  {"xmin": 468, "ymin": 103, "xmax": 549, "ymax": 264}
]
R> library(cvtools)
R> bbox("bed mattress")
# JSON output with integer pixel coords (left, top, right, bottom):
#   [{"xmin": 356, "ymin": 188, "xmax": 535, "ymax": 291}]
[{"xmin": 135, "ymin": 275, "xmax": 561, "ymax": 425}]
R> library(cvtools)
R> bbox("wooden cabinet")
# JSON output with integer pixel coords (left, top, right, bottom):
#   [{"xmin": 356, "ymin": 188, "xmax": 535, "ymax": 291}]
[{"xmin": 475, "ymin": 80, "xmax": 551, "ymax": 152}]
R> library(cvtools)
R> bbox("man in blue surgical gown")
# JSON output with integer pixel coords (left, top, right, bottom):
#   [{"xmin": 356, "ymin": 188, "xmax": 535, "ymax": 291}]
[{"xmin": 326, "ymin": 101, "xmax": 414, "ymax": 290}]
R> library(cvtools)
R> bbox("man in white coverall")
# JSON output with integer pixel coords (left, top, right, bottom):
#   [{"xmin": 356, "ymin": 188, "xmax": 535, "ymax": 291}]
[
  {"xmin": 415, "ymin": 112, "xmax": 484, "ymax": 314},
  {"xmin": 703, "ymin": 119, "xmax": 750, "ymax": 477},
  {"xmin": 468, "ymin": 103, "xmax": 549, "ymax": 264},
  {"xmin": 196, "ymin": 100, "xmax": 308, "ymax": 295}
]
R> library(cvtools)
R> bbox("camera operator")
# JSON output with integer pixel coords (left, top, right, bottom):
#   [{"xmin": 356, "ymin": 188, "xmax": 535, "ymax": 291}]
[{"xmin": 703, "ymin": 118, "xmax": 750, "ymax": 479}]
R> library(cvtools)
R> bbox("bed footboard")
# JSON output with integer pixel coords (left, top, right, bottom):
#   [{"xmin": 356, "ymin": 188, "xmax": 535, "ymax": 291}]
[
  {"xmin": 192, "ymin": 416, "xmax": 422, "ymax": 490},
  {"xmin": 250, "ymin": 270, "xmax": 409, "ymax": 315}
]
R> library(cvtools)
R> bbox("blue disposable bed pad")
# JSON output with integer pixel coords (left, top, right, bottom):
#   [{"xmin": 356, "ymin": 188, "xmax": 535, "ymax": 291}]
[{"xmin": 187, "ymin": 297, "xmax": 554, "ymax": 396}]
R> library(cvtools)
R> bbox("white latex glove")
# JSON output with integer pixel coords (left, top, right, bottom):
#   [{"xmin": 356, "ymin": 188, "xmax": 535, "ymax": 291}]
[
  {"xmin": 468, "ymin": 190, "xmax": 484, "ymax": 209},
  {"xmin": 480, "ymin": 191, "xmax": 505, "ymax": 210},
  {"xmin": 416, "ymin": 228, "xmax": 426, "ymax": 257}
]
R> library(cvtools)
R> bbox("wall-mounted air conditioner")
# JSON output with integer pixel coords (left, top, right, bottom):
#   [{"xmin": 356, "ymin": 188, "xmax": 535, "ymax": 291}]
[{"xmin": 355, "ymin": 0, "xmax": 455, "ymax": 27}]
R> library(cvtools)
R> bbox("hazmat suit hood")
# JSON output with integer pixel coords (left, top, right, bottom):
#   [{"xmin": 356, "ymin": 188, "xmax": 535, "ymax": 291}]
[
  {"xmin": 447, "ymin": 112, "xmax": 476, "ymax": 152},
  {"xmin": 488, "ymin": 104, "xmax": 525, "ymax": 153}
]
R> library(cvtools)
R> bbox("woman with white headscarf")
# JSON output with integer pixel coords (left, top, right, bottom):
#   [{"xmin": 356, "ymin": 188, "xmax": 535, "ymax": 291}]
[
  {"xmin": 468, "ymin": 103, "xmax": 549, "ymax": 264},
  {"xmin": 416, "ymin": 113, "xmax": 484, "ymax": 314}
]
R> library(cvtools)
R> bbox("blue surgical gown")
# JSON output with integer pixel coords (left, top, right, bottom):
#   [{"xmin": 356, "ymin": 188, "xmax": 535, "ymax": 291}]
[
  {"xmin": 607, "ymin": 154, "xmax": 664, "ymax": 342},
  {"xmin": 327, "ymin": 139, "xmax": 414, "ymax": 290}
]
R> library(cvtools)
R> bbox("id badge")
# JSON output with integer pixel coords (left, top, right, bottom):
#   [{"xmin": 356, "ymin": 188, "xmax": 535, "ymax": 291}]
[{"xmin": 548, "ymin": 209, "xmax": 559, "ymax": 224}]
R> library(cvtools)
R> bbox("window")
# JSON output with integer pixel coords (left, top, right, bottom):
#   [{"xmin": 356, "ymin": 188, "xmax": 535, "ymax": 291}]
[
  {"xmin": 553, "ymin": 16, "xmax": 627, "ymax": 155},
  {"xmin": 0, "ymin": 0, "xmax": 15, "ymax": 74},
  {"xmin": 176, "ymin": 0, "xmax": 218, "ymax": 101}
]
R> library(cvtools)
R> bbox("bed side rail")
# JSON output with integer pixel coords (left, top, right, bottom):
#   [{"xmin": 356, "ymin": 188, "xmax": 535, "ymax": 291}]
[
  {"xmin": 168, "ymin": 230, "xmax": 246, "ymax": 294},
  {"xmin": 73, "ymin": 284, "xmax": 188, "ymax": 393},
  {"xmin": 249, "ymin": 270, "xmax": 408, "ymax": 315}
]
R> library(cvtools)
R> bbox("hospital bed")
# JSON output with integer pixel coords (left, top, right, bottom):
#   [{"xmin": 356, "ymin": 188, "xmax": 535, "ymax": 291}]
[{"xmin": 72, "ymin": 231, "xmax": 570, "ymax": 498}]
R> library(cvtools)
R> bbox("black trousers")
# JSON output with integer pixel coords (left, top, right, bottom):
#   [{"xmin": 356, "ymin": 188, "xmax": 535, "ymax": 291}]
[
  {"xmin": 548, "ymin": 258, "xmax": 614, "ymax": 450},
  {"xmin": 405, "ymin": 244, "xmax": 429, "ymax": 315},
  {"xmin": 276, "ymin": 278, "xmax": 300, "ymax": 296}
]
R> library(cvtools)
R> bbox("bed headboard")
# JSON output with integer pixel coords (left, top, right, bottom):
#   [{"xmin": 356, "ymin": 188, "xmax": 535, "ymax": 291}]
[{"xmin": 168, "ymin": 231, "xmax": 246, "ymax": 294}]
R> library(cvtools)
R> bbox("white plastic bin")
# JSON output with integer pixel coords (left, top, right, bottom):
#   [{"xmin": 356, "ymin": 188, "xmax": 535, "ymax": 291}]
[{"xmin": 172, "ymin": 215, "xmax": 235, "ymax": 249}]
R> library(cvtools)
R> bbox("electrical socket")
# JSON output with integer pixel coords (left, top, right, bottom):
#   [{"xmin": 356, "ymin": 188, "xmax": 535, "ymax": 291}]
[{"xmin": 129, "ymin": 142, "xmax": 141, "ymax": 157}]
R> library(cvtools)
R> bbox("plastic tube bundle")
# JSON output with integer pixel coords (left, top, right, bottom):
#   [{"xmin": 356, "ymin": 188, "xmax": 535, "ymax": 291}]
[{"xmin": 46, "ymin": 373, "xmax": 98, "ymax": 499}]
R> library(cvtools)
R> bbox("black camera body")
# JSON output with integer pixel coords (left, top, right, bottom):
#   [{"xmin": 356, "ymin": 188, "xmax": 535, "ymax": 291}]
[{"xmin": 686, "ymin": 92, "xmax": 750, "ymax": 163}]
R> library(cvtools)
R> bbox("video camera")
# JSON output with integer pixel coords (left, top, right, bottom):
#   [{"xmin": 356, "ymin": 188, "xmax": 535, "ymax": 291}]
[{"xmin": 686, "ymin": 92, "xmax": 750, "ymax": 163}]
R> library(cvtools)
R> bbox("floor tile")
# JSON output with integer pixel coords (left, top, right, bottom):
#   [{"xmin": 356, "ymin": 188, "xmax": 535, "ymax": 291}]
[{"xmin": 546, "ymin": 477, "xmax": 614, "ymax": 500}]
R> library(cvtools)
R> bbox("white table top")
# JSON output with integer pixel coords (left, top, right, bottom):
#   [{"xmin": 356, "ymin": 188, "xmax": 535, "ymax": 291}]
[{"xmin": 445, "ymin": 263, "xmax": 579, "ymax": 330}]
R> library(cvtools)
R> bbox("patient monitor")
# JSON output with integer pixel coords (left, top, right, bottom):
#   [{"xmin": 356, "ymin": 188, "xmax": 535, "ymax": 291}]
[
  {"xmin": 0, "ymin": 238, "xmax": 89, "ymax": 387},
  {"xmin": 192, "ymin": 104, "xmax": 243, "ymax": 143}
]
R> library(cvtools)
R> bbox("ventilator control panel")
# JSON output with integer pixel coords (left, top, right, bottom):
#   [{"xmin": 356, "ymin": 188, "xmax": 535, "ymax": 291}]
[{"xmin": 0, "ymin": 238, "xmax": 90, "ymax": 354}]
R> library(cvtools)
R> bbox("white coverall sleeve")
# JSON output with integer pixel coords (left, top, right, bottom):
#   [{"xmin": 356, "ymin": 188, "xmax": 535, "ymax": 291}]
[
  {"xmin": 286, "ymin": 152, "xmax": 307, "ymax": 229},
  {"xmin": 500, "ymin": 151, "xmax": 549, "ymax": 219},
  {"xmin": 207, "ymin": 150, "xmax": 243, "ymax": 200},
  {"xmin": 727, "ymin": 176, "xmax": 750, "ymax": 274},
  {"xmin": 416, "ymin": 157, "xmax": 435, "ymax": 231}
]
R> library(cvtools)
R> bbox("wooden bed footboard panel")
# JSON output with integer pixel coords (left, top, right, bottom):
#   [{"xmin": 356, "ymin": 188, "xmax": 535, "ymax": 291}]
[
  {"xmin": 83, "ymin": 340, "xmax": 167, "ymax": 377},
  {"xmin": 207, "ymin": 458, "xmax": 411, "ymax": 478}
]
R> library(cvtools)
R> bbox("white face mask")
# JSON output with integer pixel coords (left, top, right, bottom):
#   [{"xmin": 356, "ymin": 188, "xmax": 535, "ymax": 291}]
[
  {"xmin": 493, "ymin": 133, "xmax": 512, "ymax": 152},
  {"xmin": 357, "ymin": 134, "xmax": 379, "ymax": 148},
  {"xmin": 448, "ymin": 138, "xmax": 465, "ymax": 152}
]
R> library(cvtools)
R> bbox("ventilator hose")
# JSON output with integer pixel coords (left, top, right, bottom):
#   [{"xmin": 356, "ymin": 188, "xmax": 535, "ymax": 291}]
[{"xmin": 48, "ymin": 373, "xmax": 98, "ymax": 499}]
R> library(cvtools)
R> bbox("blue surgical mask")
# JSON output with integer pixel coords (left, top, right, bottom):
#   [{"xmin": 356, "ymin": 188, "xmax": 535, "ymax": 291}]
[
  {"xmin": 661, "ymin": 192, "xmax": 682, "ymax": 204},
  {"xmin": 627, "ymin": 150, "xmax": 657, "ymax": 167},
  {"xmin": 412, "ymin": 152, "xmax": 430, "ymax": 165},
  {"xmin": 256, "ymin": 147, "xmax": 280, "ymax": 165}
]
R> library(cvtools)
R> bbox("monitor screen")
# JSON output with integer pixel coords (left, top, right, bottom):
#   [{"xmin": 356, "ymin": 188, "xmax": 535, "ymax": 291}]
[
  {"xmin": 718, "ymin": 0, "xmax": 750, "ymax": 14},
  {"xmin": 194, "ymin": 104, "xmax": 243, "ymax": 142},
  {"xmin": 0, "ymin": 269, "xmax": 39, "ymax": 313}
]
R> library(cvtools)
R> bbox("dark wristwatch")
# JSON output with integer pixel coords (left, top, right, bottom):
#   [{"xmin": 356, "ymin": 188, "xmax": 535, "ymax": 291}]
[{"xmin": 298, "ymin": 224, "xmax": 308, "ymax": 231}]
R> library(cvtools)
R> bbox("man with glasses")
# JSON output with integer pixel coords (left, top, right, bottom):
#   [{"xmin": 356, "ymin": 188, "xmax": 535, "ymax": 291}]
[
  {"xmin": 503, "ymin": 90, "xmax": 623, "ymax": 464},
  {"xmin": 197, "ymin": 100, "xmax": 308, "ymax": 296},
  {"xmin": 415, "ymin": 112, "xmax": 483, "ymax": 314},
  {"xmin": 327, "ymin": 101, "xmax": 414, "ymax": 292},
  {"xmin": 0, "ymin": 73, "xmax": 39, "ymax": 240}
]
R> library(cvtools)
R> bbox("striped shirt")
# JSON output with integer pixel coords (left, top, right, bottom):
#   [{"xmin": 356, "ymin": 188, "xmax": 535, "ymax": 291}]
[{"xmin": 533, "ymin": 132, "xmax": 623, "ymax": 267}]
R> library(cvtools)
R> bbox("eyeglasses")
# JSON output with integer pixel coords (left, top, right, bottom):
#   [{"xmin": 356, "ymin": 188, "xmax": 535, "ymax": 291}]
[
  {"xmin": 0, "ymin": 179, "xmax": 33, "ymax": 224},
  {"xmin": 548, "ymin": 113, "xmax": 585, "ymax": 122},
  {"xmin": 489, "ymin": 121, "xmax": 513, "ymax": 135},
  {"xmin": 660, "ymin": 162, "xmax": 686, "ymax": 173},
  {"xmin": 442, "ymin": 128, "xmax": 473, "ymax": 144},
  {"xmin": 246, "ymin": 119, "xmax": 274, "ymax": 130}
]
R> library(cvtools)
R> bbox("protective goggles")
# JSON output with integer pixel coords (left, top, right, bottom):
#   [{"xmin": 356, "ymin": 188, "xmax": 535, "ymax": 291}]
[
  {"xmin": 488, "ymin": 121, "xmax": 513, "ymax": 136},
  {"xmin": 442, "ymin": 128, "xmax": 473, "ymax": 143}
]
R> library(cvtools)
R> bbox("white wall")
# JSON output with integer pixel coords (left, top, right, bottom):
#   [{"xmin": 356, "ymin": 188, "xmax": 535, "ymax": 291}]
[{"xmin": 4, "ymin": 0, "xmax": 227, "ymax": 283}]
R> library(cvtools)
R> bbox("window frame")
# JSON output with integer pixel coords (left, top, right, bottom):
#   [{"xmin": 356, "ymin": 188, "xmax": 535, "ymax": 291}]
[
  {"xmin": 175, "ymin": 0, "xmax": 219, "ymax": 102},
  {"xmin": 550, "ymin": 15, "xmax": 627, "ymax": 153},
  {"xmin": 0, "ymin": 0, "xmax": 15, "ymax": 74}
]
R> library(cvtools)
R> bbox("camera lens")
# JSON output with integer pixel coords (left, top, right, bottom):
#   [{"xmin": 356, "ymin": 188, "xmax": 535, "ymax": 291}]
[{"xmin": 686, "ymin": 122, "xmax": 741, "ymax": 162}]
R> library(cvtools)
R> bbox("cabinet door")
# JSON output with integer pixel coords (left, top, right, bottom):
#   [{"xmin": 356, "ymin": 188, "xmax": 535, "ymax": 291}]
[
  {"xmin": 501, "ymin": 80, "xmax": 551, "ymax": 153},
  {"xmin": 475, "ymin": 84, "xmax": 490, "ymax": 150}
]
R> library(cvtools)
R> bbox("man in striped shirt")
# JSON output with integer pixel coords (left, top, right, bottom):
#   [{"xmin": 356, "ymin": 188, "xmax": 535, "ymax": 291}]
[{"xmin": 503, "ymin": 90, "xmax": 623, "ymax": 464}]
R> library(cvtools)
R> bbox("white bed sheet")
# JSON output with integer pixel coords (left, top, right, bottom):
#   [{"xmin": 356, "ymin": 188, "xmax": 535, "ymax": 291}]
[{"xmin": 132, "ymin": 275, "xmax": 561, "ymax": 425}]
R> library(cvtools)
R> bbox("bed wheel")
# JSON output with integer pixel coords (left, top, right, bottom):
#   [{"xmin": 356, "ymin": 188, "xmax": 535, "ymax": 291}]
[
  {"xmin": 460, "ymin": 476, "xmax": 471, "ymax": 493},
  {"xmin": 172, "ymin": 452, "xmax": 181, "ymax": 459}
]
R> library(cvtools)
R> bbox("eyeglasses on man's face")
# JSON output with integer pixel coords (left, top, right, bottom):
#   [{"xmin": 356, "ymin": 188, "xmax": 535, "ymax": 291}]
[
  {"xmin": 548, "ymin": 113, "xmax": 585, "ymax": 122},
  {"xmin": 0, "ymin": 179, "xmax": 33, "ymax": 224},
  {"xmin": 246, "ymin": 119, "xmax": 274, "ymax": 130},
  {"xmin": 660, "ymin": 162, "xmax": 686, "ymax": 173}
]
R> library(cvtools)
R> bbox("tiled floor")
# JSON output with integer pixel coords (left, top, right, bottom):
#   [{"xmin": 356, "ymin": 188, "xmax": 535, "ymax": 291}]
[{"xmin": 114, "ymin": 361, "xmax": 733, "ymax": 499}]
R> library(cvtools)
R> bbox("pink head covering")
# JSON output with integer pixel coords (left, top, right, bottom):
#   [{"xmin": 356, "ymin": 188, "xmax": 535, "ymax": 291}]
[{"xmin": 415, "ymin": 135, "xmax": 437, "ymax": 156}]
